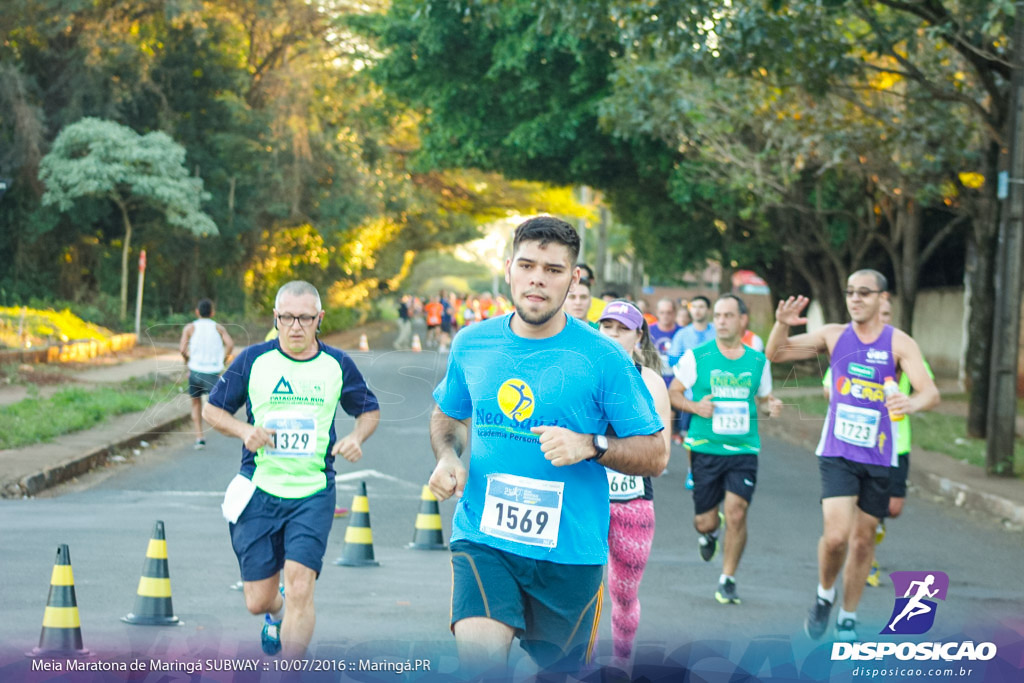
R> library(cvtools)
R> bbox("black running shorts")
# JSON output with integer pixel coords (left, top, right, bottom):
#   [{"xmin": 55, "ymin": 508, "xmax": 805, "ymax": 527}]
[
  {"xmin": 818, "ymin": 455, "xmax": 891, "ymax": 519},
  {"xmin": 691, "ymin": 451, "xmax": 758, "ymax": 515}
]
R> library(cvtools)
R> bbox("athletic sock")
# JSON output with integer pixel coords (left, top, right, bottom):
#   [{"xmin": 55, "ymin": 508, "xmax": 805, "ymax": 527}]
[
  {"xmin": 838, "ymin": 609, "xmax": 857, "ymax": 623},
  {"xmin": 817, "ymin": 584, "xmax": 837, "ymax": 603},
  {"xmin": 720, "ymin": 574, "xmax": 734, "ymax": 584}
]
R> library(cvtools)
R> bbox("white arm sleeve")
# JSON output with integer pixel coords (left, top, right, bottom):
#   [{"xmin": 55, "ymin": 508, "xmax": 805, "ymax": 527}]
[{"xmin": 673, "ymin": 350, "xmax": 698, "ymax": 390}]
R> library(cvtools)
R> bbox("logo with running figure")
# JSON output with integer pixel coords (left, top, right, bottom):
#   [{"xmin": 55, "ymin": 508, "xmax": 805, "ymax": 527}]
[
  {"xmin": 882, "ymin": 571, "xmax": 949, "ymax": 635},
  {"xmin": 497, "ymin": 379, "xmax": 535, "ymax": 421}
]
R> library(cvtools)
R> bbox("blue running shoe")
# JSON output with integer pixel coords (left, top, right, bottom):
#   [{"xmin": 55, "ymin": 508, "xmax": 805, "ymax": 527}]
[
  {"xmin": 686, "ymin": 468, "xmax": 694, "ymax": 490},
  {"xmin": 261, "ymin": 613, "xmax": 282, "ymax": 655}
]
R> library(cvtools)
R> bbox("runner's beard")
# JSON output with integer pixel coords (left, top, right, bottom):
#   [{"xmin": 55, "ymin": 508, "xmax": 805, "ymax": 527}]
[{"xmin": 513, "ymin": 291, "xmax": 567, "ymax": 326}]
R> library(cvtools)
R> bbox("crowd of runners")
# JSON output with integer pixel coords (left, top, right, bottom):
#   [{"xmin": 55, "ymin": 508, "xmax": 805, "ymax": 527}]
[{"xmin": 191, "ymin": 215, "xmax": 938, "ymax": 676}]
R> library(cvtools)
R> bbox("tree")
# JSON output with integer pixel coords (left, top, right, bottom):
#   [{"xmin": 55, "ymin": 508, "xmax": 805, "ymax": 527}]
[{"xmin": 39, "ymin": 117, "xmax": 217, "ymax": 320}]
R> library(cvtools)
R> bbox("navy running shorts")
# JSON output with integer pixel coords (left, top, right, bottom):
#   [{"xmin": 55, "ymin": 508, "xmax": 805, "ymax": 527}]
[
  {"xmin": 229, "ymin": 483, "xmax": 336, "ymax": 580},
  {"xmin": 449, "ymin": 539, "xmax": 603, "ymax": 671},
  {"xmin": 691, "ymin": 451, "xmax": 758, "ymax": 515},
  {"xmin": 819, "ymin": 455, "xmax": 891, "ymax": 520},
  {"xmin": 188, "ymin": 370, "xmax": 220, "ymax": 398}
]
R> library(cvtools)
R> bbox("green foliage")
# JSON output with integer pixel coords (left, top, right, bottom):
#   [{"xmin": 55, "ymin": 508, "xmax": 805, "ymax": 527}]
[
  {"xmin": 0, "ymin": 374, "xmax": 182, "ymax": 449},
  {"xmin": 39, "ymin": 117, "xmax": 216, "ymax": 235}
]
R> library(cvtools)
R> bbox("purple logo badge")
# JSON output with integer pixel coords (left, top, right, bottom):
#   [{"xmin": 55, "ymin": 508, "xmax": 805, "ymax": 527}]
[{"xmin": 881, "ymin": 571, "xmax": 949, "ymax": 635}]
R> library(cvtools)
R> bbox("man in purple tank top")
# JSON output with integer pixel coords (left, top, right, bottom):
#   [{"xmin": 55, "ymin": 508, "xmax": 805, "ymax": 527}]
[{"xmin": 765, "ymin": 270, "xmax": 938, "ymax": 643}]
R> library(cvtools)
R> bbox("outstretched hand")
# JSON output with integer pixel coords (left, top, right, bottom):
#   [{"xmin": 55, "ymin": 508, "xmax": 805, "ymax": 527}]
[{"xmin": 775, "ymin": 296, "xmax": 810, "ymax": 327}]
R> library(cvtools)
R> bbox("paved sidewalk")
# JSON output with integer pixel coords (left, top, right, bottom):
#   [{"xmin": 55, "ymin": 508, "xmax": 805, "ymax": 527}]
[{"xmin": 2, "ymin": 324, "xmax": 1022, "ymax": 532}]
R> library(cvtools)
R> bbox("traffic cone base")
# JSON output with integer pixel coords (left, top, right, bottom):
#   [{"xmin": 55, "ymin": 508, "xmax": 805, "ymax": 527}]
[
  {"xmin": 28, "ymin": 544, "xmax": 90, "ymax": 658},
  {"xmin": 335, "ymin": 481, "xmax": 380, "ymax": 566},
  {"xmin": 123, "ymin": 521, "xmax": 181, "ymax": 625},
  {"xmin": 408, "ymin": 485, "xmax": 447, "ymax": 550},
  {"xmin": 411, "ymin": 334, "xmax": 422, "ymax": 352},
  {"xmin": 358, "ymin": 333, "xmax": 369, "ymax": 352}
]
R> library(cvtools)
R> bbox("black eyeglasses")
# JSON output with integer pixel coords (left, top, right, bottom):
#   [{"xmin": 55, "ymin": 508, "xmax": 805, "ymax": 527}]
[
  {"xmin": 844, "ymin": 289, "xmax": 881, "ymax": 299},
  {"xmin": 278, "ymin": 314, "xmax": 318, "ymax": 327}
]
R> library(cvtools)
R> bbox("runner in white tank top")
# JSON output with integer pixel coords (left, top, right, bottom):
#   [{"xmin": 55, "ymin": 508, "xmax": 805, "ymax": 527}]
[{"xmin": 179, "ymin": 299, "xmax": 234, "ymax": 448}]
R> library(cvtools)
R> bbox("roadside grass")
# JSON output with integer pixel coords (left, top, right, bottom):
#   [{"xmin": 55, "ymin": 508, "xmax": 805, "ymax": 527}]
[
  {"xmin": 780, "ymin": 395, "xmax": 1024, "ymax": 477},
  {"xmin": 0, "ymin": 374, "xmax": 184, "ymax": 449}
]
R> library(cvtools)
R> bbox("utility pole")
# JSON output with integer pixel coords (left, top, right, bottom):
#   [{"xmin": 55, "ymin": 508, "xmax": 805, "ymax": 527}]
[{"xmin": 985, "ymin": 0, "xmax": 1024, "ymax": 476}]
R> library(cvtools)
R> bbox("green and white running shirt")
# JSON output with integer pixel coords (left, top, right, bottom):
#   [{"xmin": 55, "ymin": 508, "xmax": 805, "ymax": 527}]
[
  {"xmin": 209, "ymin": 340, "xmax": 379, "ymax": 498},
  {"xmin": 674, "ymin": 339, "xmax": 772, "ymax": 455}
]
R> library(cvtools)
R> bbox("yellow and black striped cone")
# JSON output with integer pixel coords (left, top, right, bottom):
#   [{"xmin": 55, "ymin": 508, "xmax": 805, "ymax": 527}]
[
  {"xmin": 334, "ymin": 481, "xmax": 380, "ymax": 566},
  {"xmin": 121, "ymin": 521, "xmax": 181, "ymax": 625},
  {"xmin": 408, "ymin": 485, "xmax": 447, "ymax": 550},
  {"xmin": 28, "ymin": 544, "xmax": 90, "ymax": 658}
]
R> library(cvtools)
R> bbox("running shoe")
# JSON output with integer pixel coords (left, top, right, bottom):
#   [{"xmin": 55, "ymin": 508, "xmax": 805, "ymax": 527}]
[
  {"xmin": 698, "ymin": 532, "xmax": 718, "ymax": 562},
  {"xmin": 866, "ymin": 560, "xmax": 881, "ymax": 587},
  {"xmin": 261, "ymin": 613, "xmax": 282, "ymax": 655},
  {"xmin": 715, "ymin": 578, "xmax": 741, "ymax": 605},
  {"xmin": 229, "ymin": 580, "xmax": 244, "ymax": 591},
  {"xmin": 194, "ymin": 439, "xmax": 206, "ymax": 450},
  {"xmin": 685, "ymin": 468, "xmax": 694, "ymax": 490},
  {"xmin": 804, "ymin": 596, "xmax": 833, "ymax": 640},
  {"xmin": 334, "ymin": 506, "xmax": 349, "ymax": 518},
  {"xmin": 835, "ymin": 618, "xmax": 858, "ymax": 643}
]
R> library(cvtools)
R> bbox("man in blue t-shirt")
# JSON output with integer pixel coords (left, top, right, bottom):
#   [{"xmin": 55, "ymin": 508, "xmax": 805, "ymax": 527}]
[{"xmin": 430, "ymin": 216, "xmax": 666, "ymax": 676}]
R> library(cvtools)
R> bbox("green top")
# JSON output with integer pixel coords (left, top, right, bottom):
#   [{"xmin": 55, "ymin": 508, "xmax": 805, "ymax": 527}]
[{"xmin": 679, "ymin": 339, "xmax": 771, "ymax": 455}]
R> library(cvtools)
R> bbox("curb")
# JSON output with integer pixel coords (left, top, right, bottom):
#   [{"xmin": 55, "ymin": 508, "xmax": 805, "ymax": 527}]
[
  {"xmin": 12, "ymin": 409, "xmax": 191, "ymax": 498},
  {"xmin": 910, "ymin": 467, "xmax": 1024, "ymax": 528}
]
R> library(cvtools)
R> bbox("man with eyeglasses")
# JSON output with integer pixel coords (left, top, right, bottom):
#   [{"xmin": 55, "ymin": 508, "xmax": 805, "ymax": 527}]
[
  {"xmin": 765, "ymin": 269, "xmax": 938, "ymax": 643},
  {"xmin": 204, "ymin": 280, "xmax": 381, "ymax": 658}
]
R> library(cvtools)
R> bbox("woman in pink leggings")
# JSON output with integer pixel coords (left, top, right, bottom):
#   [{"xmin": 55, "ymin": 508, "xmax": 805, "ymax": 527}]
[{"xmin": 597, "ymin": 301, "xmax": 672, "ymax": 662}]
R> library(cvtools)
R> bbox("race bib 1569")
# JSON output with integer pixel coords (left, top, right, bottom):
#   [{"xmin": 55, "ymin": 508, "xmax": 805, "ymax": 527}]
[{"xmin": 480, "ymin": 473, "xmax": 563, "ymax": 548}]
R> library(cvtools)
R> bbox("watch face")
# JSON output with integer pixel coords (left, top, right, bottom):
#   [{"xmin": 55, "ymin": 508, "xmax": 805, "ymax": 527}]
[{"xmin": 596, "ymin": 435, "xmax": 608, "ymax": 450}]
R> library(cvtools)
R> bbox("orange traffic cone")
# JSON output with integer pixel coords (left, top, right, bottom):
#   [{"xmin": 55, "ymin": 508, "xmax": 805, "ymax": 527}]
[
  {"xmin": 358, "ymin": 333, "xmax": 369, "ymax": 352},
  {"xmin": 411, "ymin": 334, "xmax": 422, "ymax": 352},
  {"xmin": 122, "ymin": 521, "xmax": 181, "ymax": 625},
  {"xmin": 28, "ymin": 544, "xmax": 90, "ymax": 658},
  {"xmin": 334, "ymin": 481, "xmax": 380, "ymax": 567},
  {"xmin": 408, "ymin": 485, "xmax": 447, "ymax": 550}
]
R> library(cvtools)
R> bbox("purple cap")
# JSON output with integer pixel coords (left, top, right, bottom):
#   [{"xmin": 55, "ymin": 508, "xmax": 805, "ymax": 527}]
[{"xmin": 599, "ymin": 301, "xmax": 644, "ymax": 330}]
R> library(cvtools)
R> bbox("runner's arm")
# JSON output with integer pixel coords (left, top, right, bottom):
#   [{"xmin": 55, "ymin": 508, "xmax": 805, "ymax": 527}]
[
  {"xmin": 765, "ymin": 296, "xmax": 829, "ymax": 362},
  {"xmin": 428, "ymin": 405, "xmax": 470, "ymax": 501},
  {"xmin": 668, "ymin": 378, "xmax": 711, "ymax": 416},
  {"xmin": 179, "ymin": 323, "xmax": 193, "ymax": 362},
  {"xmin": 202, "ymin": 403, "xmax": 274, "ymax": 451},
  {"xmin": 217, "ymin": 324, "xmax": 235, "ymax": 363},
  {"xmin": 893, "ymin": 331, "xmax": 940, "ymax": 415},
  {"xmin": 530, "ymin": 425, "xmax": 666, "ymax": 476},
  {"xmin": 332, "ymin": 409, "xmax": 381, "ymax": 463}
]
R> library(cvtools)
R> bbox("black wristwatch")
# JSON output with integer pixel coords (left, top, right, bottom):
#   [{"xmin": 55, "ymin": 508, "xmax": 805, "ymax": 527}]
[{"xmin": 590, "ymin": 434, "xmax": 609, "ymax": 461}]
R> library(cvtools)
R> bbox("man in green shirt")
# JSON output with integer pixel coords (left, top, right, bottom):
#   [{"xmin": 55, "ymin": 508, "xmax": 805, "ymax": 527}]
[
  {"xmin": 669, "ymin": 294, "xmax": 781, "ymax": 604},
  {"xmin": 205, "ymin": 281, "xmax": 381, "ymax": 657}
]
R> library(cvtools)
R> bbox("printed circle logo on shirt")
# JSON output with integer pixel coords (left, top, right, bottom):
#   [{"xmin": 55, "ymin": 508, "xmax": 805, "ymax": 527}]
[
  {"xmin": 881, "ymin": 570, "xmax": 949, "ymax": 635},
  {"xmin": 497, "ymin": 379, "xmax": 535, "ymax": 422}
]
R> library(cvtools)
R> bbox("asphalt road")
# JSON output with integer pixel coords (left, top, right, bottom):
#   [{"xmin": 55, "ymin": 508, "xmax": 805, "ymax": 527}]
[{"xmin": 1, "ymin": 347, "xmax": 1022, "ymax": 681}]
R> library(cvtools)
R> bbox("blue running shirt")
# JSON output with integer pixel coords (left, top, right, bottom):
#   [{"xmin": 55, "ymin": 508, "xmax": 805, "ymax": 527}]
[
  {"xmin": 434, "ymin": 314, "xmax": 663, "ymax": 565},
  {"xmin": 209, "ymin": 340, "xmax": 380, "ymax": 498}
]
